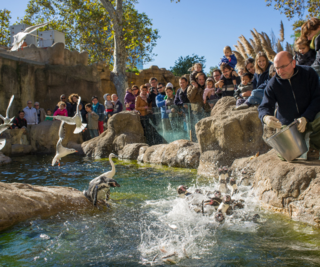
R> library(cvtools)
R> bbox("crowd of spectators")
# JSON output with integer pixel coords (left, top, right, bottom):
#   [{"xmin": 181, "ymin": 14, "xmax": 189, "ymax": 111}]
[{"xmin": 6, "ymin": 17, "xmax": 320, "ymax": 158}]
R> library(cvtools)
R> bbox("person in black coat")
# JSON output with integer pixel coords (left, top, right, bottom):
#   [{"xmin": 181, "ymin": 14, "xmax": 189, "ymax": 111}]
[
  {"xmin": 147, "ymin": 77, "xmax": 159, "ymax": 108},
  {"xmin": 12, "ymin": 111, "xmax": 27, "ymax": 129},
  {"xmin": 258, "ymin": 51, "xmax": 320, "ymax": 160},
  {"xmin": 111, "ymin": 94, "xmax": 123, "ymax": 114}
]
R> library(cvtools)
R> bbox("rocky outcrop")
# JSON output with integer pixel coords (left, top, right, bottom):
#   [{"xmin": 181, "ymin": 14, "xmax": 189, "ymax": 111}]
[
  {"xmin": 82, "ymin": 112, "xmax": 145, "ymax": 157},
  {"xmin": 29, "ymin": 120, "xmax": 83, "ymax": 154},
  {"xmin": 196, "ymin": 97, "xmax": 270, "ymax": 177},
  {"xmin": 119, "ymin": 143, "xmax": 149, "ymax": 160},
  {"xmin": 230, "ymin": 150, "xmax": 320, "ymax": 227},
  {"xmin": 0, "ymin": 182, "xmax": 91, "ymax": 231},
  {"xmin": 0, "ymin": 152, "xmax": 11, "ymax": 165},
  {"xmin": 141, "ymin": 139, "xmax": 200, "ymax": 168}
]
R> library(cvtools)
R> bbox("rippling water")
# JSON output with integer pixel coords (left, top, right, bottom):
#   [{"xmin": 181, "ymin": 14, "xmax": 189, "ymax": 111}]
[{"xmin": 0, "ymin": 155, "xmax": 320, "ymax": 266}]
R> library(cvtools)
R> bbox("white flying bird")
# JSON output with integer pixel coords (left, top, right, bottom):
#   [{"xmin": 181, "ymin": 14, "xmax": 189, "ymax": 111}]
[
  {"xmin": 46, "ymin": 96, "xmax": 87, "ymax": 134},
  {"xmin": 0, "ymin": 124, "xmax": 11, "ymax": 135},
  {"xmin": 11, "ymin": 21, "xmax": 49, "ymax": 51},
  {"xmin": 0, "ymin": 139, "xmax": 6, "ymax": 150},
  {"xmin": 52, "ymin": 121, "xmax": 77, "ymax": 167},
  {"xmin": 0, "ymin": 95, "xmax": 15, "ymax": 125}
]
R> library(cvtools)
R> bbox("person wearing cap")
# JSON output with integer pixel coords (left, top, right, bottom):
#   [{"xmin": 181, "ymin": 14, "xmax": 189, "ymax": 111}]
[
  {"xmin": 91, "ymin": 96, "xmax": 105, "ymax": 134},
  {"xmin": 156, "ymin": 82, "xmax": 172, "ymax": 133}
]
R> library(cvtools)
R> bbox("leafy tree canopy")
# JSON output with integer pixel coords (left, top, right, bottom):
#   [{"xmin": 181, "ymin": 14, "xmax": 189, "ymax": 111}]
[
  {"xmin": 0, "ymin": 9, "xmax": 11, "ymax": 47},
  {"xmin": 207, "ymin": 65, "xmax": 219, "ymax": 77},
  {"xmin": 19, "ymin": 0, "xmax": 159, "ymax": 67},
  {"xmin": 170, "ymin": 54, "xmax": 206, "ymax": 77}
]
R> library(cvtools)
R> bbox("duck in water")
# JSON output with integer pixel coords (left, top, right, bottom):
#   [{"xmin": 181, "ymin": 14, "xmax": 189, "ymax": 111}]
[{"xmin": 84, "ymin": 177, "xmax": 120, "ymax": 207}]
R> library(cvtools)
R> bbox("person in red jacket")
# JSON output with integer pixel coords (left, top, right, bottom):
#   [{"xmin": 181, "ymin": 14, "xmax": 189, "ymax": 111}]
[{"xmin": 53, "ymin": 102, "xmax": 68, "ymax": 117}]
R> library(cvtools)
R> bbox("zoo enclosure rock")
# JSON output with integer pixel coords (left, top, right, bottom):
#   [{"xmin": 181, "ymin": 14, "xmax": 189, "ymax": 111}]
[
  {"xmin": 119, "ymin": 143, "xmax": 149, "ymax": 160},
  {"xmin": 0, "ymin": 182, "xmax": 91, "ymax": 231},
  {"xmin": 196, "ymin": 97, "xmax": 270, "ymax": 177},
  {"xmin": 230, "ymin": 150, "xmax": 320, "ymax": 227},
  {"xmin": 142, "ymin": 139, "xmax": 200, "ymax": 168},
  {"xmin": 82, "ymin": 112, "xmax": 145, "ymax": 157}
]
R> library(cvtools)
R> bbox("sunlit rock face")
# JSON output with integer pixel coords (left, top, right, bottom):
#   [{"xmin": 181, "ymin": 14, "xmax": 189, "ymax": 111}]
[
  {"xmin": 119, "ymin": 143, "xmax": 149, "ymax": 160},
  {"xmin": 141, "ymin": 140, "xmax": 200, "ymax": 168},
  {"xmin": 196, "ymin": 97, "xmax": 270, "ymax": 177},
  {"xmin": 0, "ymin": 182, "xmax": 91, "ymax": 231},
  {"xmin": 82, "ymin": 112, "xmax": 145, "ymax": 158},
  {"xmin": 230, "ymin": 150, "xmax": 320, "ymax": 227}
]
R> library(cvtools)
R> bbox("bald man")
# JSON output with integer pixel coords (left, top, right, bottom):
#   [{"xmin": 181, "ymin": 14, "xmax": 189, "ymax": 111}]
[{"xmin": 258, "ymin": 51, "xmax": 320, "ymax": 161}]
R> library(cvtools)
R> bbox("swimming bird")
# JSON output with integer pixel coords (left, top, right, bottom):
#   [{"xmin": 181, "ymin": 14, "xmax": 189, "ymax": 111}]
[
  {"xmin": 52, "ymin": 121, "xmax": 77, "ymax": 166},
  {"xmin": 0, "ymin": 139, "xmax": 6, "ymax": 150},
  {"xmin": 0, "ymin": 95, "xmax": 15, "ymax": 125},
  {"xmin": 89, "ymin": 153, "xmax": 118, "ymax": 185},
  {"xmin": 217, "ymin": 195, "xmax": 232, "ymax": 216},
  {"xmin": 229, "ymin": 178, "xmax": 239, "ymax": 196},
  {"xmin": 46, "ymin": 96, "xmax": 87, "ymax": 134},
  {"xmin": 219, "ymin": 168, "xmax": 230, "ymax": 194},
  {"xmin": 177, "ymin": 185, "xmax": 192, "ymax": 198},
  {"xmin": 84, "ymin": 177, "xmax": 120, "ymax": 206}
]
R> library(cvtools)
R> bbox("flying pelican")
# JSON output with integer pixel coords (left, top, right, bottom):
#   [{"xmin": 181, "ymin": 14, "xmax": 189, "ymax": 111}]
[
  {"xmin": 52, "ymin": 121, "xmax": 78, "ymax": 166},
  {"xmin": 46, "ymin": 96, "xmax": 87, "ymax": 134},
  {"xmin": 89, "ymin": 153, "xmax": 118, "ymax": 185},
  {"xmin": 0, "ymin": 139, "xmax": 6, "ymax": 150},
  {"xmin": 11, "ymin": 22, "xmax": 49, "ymax": 51},
  {"xmin": 0, "ymin": 95, "xmax": 15, "ymax": 125}
]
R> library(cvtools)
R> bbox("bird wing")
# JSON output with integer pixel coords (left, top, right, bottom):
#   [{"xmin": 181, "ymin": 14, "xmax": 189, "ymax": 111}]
[
  {"xmin": 0, "ymin": 114, "xmax": 5, "ymax": 121},
  {"xmin": 58, "ymin": 121, "xmax": 66, "ymax": 139},
  {"xmin": 6, "ymin": 95, "xmax": 14, "ymax": 119},
  {"xmin": 0, "ymin": 125, "xmax": 10, "ymax": 135},
  {"xmin": 76, "ymin": 96, "xmax": 81, "ymax": 115},
  {"xmin": 52, "ymin": 116, "xmax": 75, "ymax": 125},
  {"xmin": 11, "ymin": 32, "xmax": 27, "ymax": 51},
  {"xmin": 0, "ymin": 139, "xmax": 6, "ymax": 150},
  {"xmin": 24, "ymin": 21, "xmax": 49, "ymax": 33}
]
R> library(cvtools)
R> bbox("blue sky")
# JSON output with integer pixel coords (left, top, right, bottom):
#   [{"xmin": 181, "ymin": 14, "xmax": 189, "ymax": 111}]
[{"xmin": 3, "ymin": 0, "xmax": 298, "ymax": 73}]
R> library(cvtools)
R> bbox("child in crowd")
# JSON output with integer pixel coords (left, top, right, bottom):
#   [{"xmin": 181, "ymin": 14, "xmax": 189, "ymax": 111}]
[
  {"xmin": 219, "ymin": 46, "xmax": 238, "ymax": 90},
  {"xmin": 238, "ymin": 67, "xmax": 245, "ymax": 76},
  {"xmin": 190, "ymin": 63, "xmax": 206, "ymax": 86},
  {"xmin": 85, "ymin": 103, "xmax": 99, "ymax": 139},
  {"xmin": 124, "ymin": 87, "xmax": 135, "ymax": 111},
  {"xmin": 203, "ymin": 78, "xmax": 219, "ymax": 106},
  {"xmin": 103, "ymin": 93, "xmax": 114, "ymax": 124},
  {"xmin": 234, "ymin": 73, "xmax": 253, "ymax": 107},
  {"xmin": 45, "ymin": 109, "xmax": 53, "ymax": 121},
  {"xmin": 53, "ymin": 102, "xmax": 68, "ymax": 117},
  {"xmin": 294, "ymin": 37, "xmax": 316, "ymax": 66}
]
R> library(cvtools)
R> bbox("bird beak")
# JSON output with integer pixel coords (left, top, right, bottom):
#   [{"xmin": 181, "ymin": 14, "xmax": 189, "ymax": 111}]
[
  {"xmin": 75, "ymin": 151, "xmax": 78, "ymax": 153},
  {"xmin": 204, "ymin": 200, "xmax": 211, "ymax": 206}
]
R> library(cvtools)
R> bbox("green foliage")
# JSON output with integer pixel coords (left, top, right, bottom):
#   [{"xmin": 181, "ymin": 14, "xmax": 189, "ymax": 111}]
[
  {"xmin": 20, "ymin": 0, "xmax": 159, "ymax": 66},
  {"xmin": 265, "ymin": 0, "xmax": 320, "ymax": 19},
  {"xmin": 170, "ymin": 54, "xmax": 206, "ymax": 77},
  {"xmin": 0, "ymin": 9, "xmax": 11, "ymax": 47},
  {"xmin": 126, "ymin": 67, "xmax": 140, "ymax": 74},
  {"xmin": 207, "ymin": 65, "xmax": 219, "ymax": 77}
]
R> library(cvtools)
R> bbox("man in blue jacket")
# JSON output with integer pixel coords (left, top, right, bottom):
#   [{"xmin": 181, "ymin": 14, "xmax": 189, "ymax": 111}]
[
  {"xmin": 156, "ymin": 82, "xmax": 172, "ymax": 133},
  {"xmin": 258, "ymin": 51, "xmax": 320, "ymax": 160}
]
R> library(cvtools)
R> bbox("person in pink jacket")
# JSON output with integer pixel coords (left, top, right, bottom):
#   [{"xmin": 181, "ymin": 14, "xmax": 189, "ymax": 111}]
[{"xmin": 53, "ymin": 102, "xmax": 68, "ymax": 117}]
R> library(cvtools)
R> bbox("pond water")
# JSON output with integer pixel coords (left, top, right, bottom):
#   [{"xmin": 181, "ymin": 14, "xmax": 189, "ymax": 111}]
[{"xmin": 1, "ymin": 155, "xmax": 320, "ymax": 266}]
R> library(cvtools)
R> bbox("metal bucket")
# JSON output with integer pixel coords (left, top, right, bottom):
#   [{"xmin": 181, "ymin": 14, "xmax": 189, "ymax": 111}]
[{"xmin": 266, "ymin": 120, "xmax": 308, "ymax": 162}]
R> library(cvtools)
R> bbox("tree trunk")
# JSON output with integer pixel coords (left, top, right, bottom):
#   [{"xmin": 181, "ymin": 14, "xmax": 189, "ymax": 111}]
[{"xmin": 100, "ymin": 0, "xmax": 128, "ymax": 103}]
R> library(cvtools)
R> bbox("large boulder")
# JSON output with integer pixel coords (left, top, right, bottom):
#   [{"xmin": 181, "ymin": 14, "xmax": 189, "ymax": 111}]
[
  {"xmin": 142, "ymin": 139, "xmax": 200, "ymax": 168},
  {"xmin": 119, "ymin": 143, "xmax": 149, "ymax": 160},
  {"xmin": 29, "ymin": 120, "xmax": 83, "ymax": 154},
  {"xmin": 230, "ymin": 150, "xmax": 320, "ymax": 227},
  {"xmin": 196, "ymin": 97, "xmax": 270, "ymax": 177},
  {"xmin": 82, "ymin": 112, "xmax": 145, "ymax": 157},
  {"xmin": 0, "ymin": 182, "xmax": 91, "ymax": 231}
]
